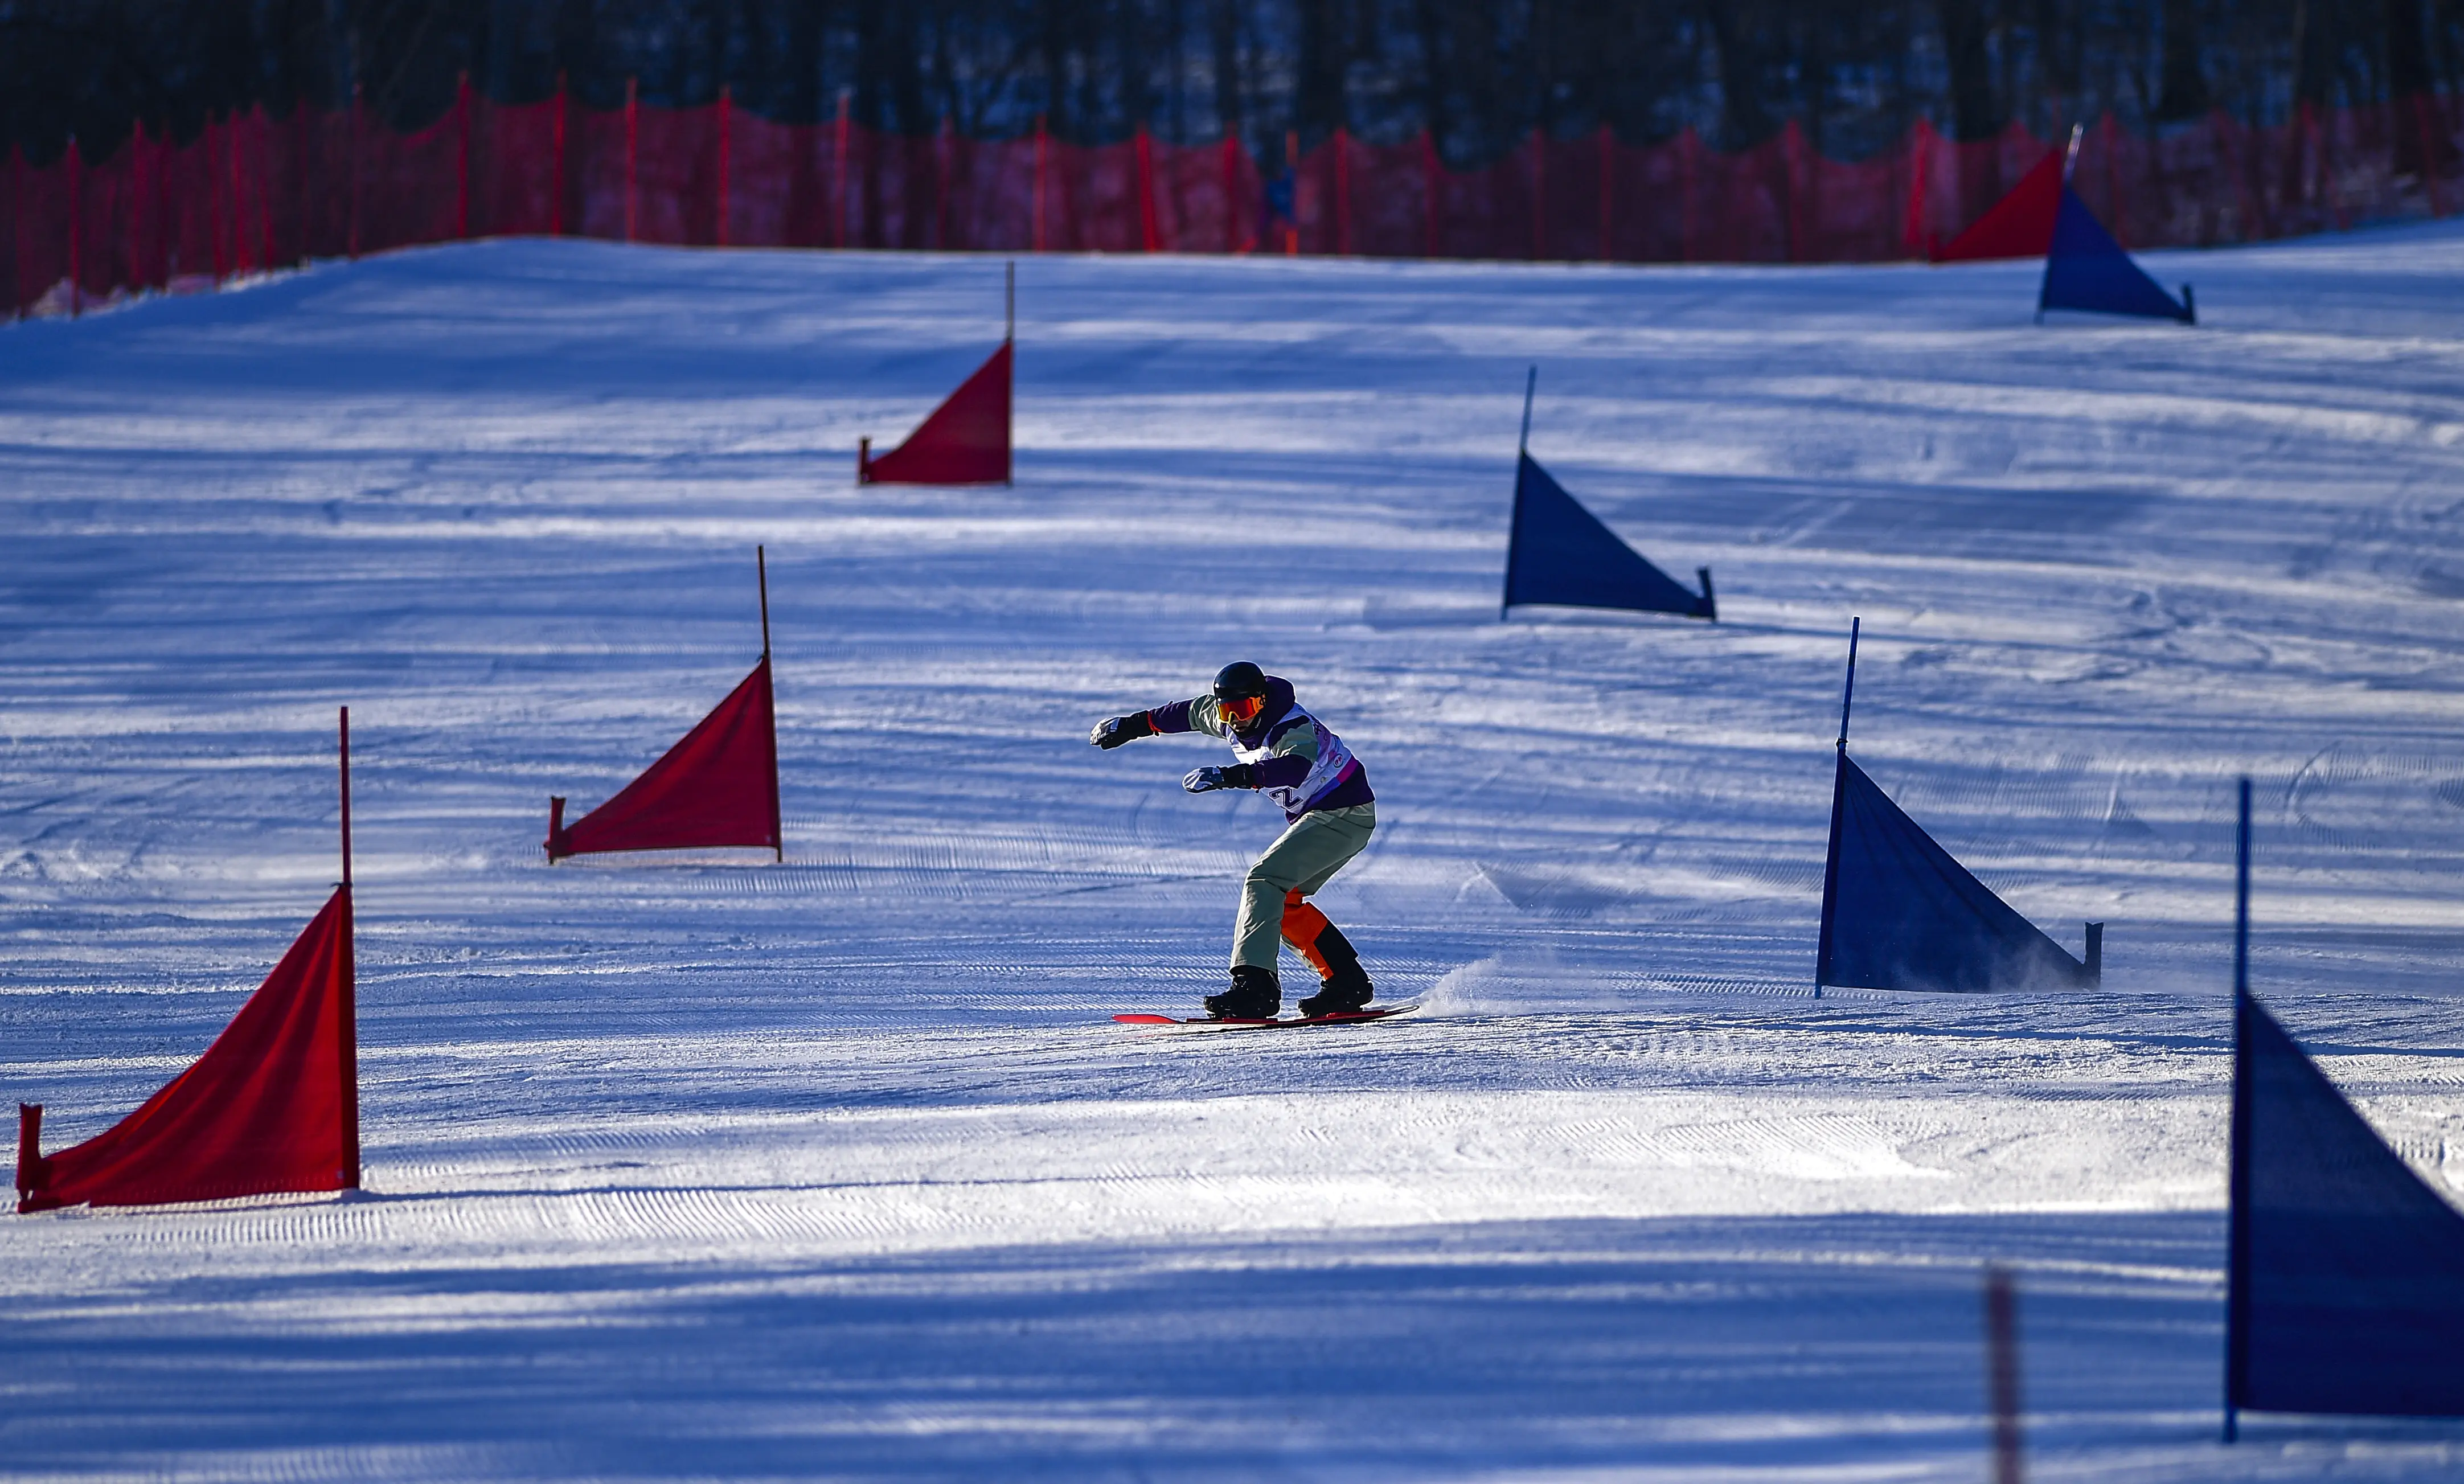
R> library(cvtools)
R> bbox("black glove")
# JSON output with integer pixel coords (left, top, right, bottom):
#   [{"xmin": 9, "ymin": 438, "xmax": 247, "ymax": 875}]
[
  {"xmin": 1090, "ymin": 712, "xmax": 1154, "ymax": 749},
  {"xmin": 1183, "ymin": 764, "xmax": 1259, "ymax": 793}
]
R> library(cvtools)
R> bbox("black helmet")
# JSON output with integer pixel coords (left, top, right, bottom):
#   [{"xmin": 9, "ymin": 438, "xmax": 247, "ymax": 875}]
[{"xmin": 1211, "ymin": 661, "xmax": 1268, "ymax": 702}]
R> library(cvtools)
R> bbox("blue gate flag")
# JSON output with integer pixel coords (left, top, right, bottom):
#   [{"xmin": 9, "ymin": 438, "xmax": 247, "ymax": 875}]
[
  {"xmin": 1504, "ymin": 454, "xmax": 1713, "ymax": 620},
  {"xmin": 2039, "ymin": 187, "xmax": 2195, "ymax": 323},
  {"xmin": 2228, "ymin": 991, "xmax": 2464, "ymax": 1417},
  {"xmin": 1816, "ymin": 753, "xmax": 2095, "ymax": 993}
]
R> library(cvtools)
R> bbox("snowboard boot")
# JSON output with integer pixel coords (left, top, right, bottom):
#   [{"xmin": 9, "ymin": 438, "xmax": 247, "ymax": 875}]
[
  {"xmin": 1296, "ymin": 927, "xmax": 1375, "ymax": 1018},
  {"xmin": 1204, "ymin": 964, "xmax": 1282, "ymax": 1020}
]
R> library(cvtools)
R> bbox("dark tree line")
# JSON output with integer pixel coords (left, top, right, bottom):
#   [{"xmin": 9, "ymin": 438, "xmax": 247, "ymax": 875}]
[{"xmin": 7, "ymin": 1, "xmax": 2464, "ymax": 170}]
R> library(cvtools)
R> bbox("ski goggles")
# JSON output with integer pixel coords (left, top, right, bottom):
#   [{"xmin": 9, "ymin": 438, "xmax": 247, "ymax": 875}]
[{"xmin": 1216, "ymin": 692, "xmax": 1264, "ymax": 724}]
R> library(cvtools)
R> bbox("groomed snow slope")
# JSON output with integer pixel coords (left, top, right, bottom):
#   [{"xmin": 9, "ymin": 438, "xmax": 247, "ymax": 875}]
[{"xmin": 7, "ymin": 230, "xmax": 2464, "ymax": 1478}]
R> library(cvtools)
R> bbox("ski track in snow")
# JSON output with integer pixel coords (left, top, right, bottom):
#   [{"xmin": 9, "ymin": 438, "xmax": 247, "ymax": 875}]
[{"xmin": 7, "ymin": 229, "xmax": 2464, "ymax": 1477}]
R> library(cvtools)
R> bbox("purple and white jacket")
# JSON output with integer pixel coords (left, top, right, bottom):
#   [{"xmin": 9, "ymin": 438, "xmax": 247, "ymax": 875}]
[{"xmin": 1147, "ymin": 677, "xmax": 1375, "ymax": 823}]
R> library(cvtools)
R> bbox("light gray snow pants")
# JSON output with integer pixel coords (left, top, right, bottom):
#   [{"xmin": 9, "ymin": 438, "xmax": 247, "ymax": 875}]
[{"xmin": 1232, "ymin": 802, "xmax": 1376, "ymax": 971}]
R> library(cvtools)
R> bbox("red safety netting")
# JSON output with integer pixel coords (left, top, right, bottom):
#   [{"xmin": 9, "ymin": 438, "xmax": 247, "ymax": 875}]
[
  {"xmin": 17, "ymin": 886, "xmax": 358, "ymax": 1212},
  {"xmin": 9, "ymin": 91, "xmax": 2463, "ymax": 318}
]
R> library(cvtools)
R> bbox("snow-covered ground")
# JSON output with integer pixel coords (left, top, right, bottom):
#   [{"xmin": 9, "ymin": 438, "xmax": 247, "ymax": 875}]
[{"xmin": 7, "ymin": 227, "xmax": 2464, "ymax": 1478}]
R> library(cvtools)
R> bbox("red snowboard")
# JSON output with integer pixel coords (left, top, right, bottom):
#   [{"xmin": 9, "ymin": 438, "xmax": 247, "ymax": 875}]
[{"xmin": 1112, "ymin": 1005, "xmax": 1415, "ymax": 1031}]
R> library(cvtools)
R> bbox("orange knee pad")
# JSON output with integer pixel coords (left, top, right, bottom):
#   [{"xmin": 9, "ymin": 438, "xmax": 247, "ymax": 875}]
[{"xmin": 1281, "ymin": 890, "xmax": 1334, "ymax": 977}]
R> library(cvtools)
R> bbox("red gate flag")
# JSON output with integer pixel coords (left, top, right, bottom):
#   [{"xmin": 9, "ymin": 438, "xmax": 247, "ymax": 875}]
[
  {"xmin": 18, "ymin": 711, "xmax": 360, "ymax": 1214},
  {"xmin": 547, "ymin": 654, "xmax": 781, "ymax": 861},
  {"xmin": 859, "ymin": 339, "xmax": 1013, "ymax": 486},
  {"xmin": 859, "ymin": 263, "xmax": 1015, "ymax": 487},
  {"xmin": 1931, "ymin": 145, "xmax": 2065, "ymax": 262},
  {"xmin": 547, "ymin": 550, "xmax": 783, "ymax": 863},
  {"xmin": 18, "ymin": 889, "xmax": 357, "ymax": 1212}
]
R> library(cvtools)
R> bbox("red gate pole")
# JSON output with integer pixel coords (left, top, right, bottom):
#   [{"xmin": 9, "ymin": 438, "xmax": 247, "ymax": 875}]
[
  {"xmin": 1528, "ymin": 126, "xmax": 1545, "ymax": 260},
  {"xmin": 1032, "ymin": 113, "xmax": 1048, "ymax": 252},
  {"xmin": 347, "ymin": 86, "xmax": 362, "ymax": 260},
  {"xmin": 552, "ymin": 71, "xmax": 567, "ymax": 236},
  {"xmin": 1597, "ymin": 122, "xmax": 1613, "ymax": 261},
  {"xmin": 1334, "ymin": 125, "xmax": 1352, "ymax": 255},
  {"xmin": 454, "ymin": 73, "xmax": 472, "ymax": 240},
  {"xmin": 1136, "ymin": 123, "xmax": 1161, "ymax": 251},
  {"xmin": 625, "ymin": 77, "xmax": 639, "ymax": 243},
  {"xmin": 67, "ymin": 136, "xmax": 82, "ymax": 316},
  {"xmin": 1421, "ymin": 129, "xmax": 1439, "ymax": 258},
  {"xmin": 831, "ymin": 88, "xmax": 850, "ymax": 248},
  {"xmin": 717, "ymin": 84, "xmax": 732, "ymax": 247},
  {"xmin": 339, "ymin": 704, "xmax": 352, "ymax": 887},
  {"xmin": 335, "ymin": 704, "xmax": 359, "ymax": 1186}
]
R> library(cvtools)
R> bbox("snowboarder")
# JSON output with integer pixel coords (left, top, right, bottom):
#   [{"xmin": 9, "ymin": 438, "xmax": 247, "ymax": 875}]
[{"xmin": 1090, "ymin": 662, "xmax": 1377, "ymax": 1019}]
